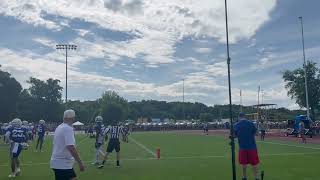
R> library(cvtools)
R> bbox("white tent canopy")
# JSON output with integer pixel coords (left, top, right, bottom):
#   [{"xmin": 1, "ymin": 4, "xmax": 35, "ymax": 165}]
[{"xmin": 73, "ymin": 121, "xmax": 84, "ymax": 126}]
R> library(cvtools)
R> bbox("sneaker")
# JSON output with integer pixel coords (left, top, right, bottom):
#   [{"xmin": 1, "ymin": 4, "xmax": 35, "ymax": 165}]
[
  {"xmin": 116, "ymin": 165, "xmax": 121, "ymax": 168},
  {"xmin": 8, "ymin": 173, "xmax": 16, "ymax": 178},
  {"xmin": 91, "ymin": 162, "xmax": 99, "ymax": 165},
  {"xmin": 15, "ymin": 168, "xmax": 21, "ymax": 176},
  {"xmin": 98, "ymin": 164, "xmax": 104, "ymax": 169}
]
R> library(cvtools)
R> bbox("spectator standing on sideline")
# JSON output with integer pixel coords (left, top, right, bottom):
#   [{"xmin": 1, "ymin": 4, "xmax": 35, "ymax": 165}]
[
  {"xmin": 234, "ymin": 112, "xmax": 260, "ymax": 180},
  {"xmin": 259, "ymin": 121, "xmax": 267, "ymax": 141},
  {"xmin": 50, "ymin": 109, "xmax": 85, "ymax": 180},
  {"xmin": 300, "ymin": 122, "xmax": 307, "ymax": 144}
]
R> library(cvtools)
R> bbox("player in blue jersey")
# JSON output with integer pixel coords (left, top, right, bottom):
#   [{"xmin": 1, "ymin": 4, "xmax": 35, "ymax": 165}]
[
  {"xmin": 27, "ymin": 123, "xmax": 34, "ymax": 141},
  {"xmin": 93, "ymin": 116, "xmax": 105, "ymax": 165},
  {"xmin": 5, "ymin": 118, "xmax": 28, "ymax": 178},
  {"xmin": 35, "ymin": 119, "xmax": 46, "ymax": 152},
  {"xmin": 22, "ymin": 121, "xmax": 29, "ymax": 141}
]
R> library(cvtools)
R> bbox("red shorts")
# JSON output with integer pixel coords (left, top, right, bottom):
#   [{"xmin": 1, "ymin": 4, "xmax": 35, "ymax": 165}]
[{"xmin": 238, "ymin": 149, "xmax": 260, "ymax": 166}]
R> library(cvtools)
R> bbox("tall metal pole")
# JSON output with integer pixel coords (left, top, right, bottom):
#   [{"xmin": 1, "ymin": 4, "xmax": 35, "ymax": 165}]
[
  {"xmin": 224, "ymin": 0, "xmax": 236, "ymax": 179},
  {"xmin": 56, "ymin": 44, "xmax": 77, "ymax": 108},
  {"xmin": 257, "ymin": 86, "xmax": 260, "ymax": 121},
  {"xmin": 240, "ymin": 89, "xmax": 243, "ymax": 112},
  {"xmin": 183, "ymin": 79, "xmax": 185, "ymax": 120},
  {"xmin": 298, "ymin": 17, "xmax": 310, "ymax": 120},
  {"xmin": 65, "ymin": 47, "xmax": 68, "ymax": 105}
]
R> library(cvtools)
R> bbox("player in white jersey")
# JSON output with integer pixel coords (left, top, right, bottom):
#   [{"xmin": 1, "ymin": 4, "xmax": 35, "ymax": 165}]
[{"xmin": 92, "ymin": 116, "xmax": 105, "ymax": 165}]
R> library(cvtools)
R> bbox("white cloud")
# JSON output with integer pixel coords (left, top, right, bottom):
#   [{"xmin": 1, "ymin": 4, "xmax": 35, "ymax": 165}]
[
  {"xmin": 205, "ymin": 61, "xmax": 228, "ymax": 77},
  {"xmin": 0, "ymin": 0, "xmax": 277, "ymax": 66},
  {"xmin": 249, "ymin": 46, "xmax": 320, "ymax": 72},
  {"xmin": 0, "ymin": 47, "xmax": 303, "ymax": 109},
  {"xmin": 0, "ymin": 48, "xmax": 226, "ymax": 102},
  {"xmin": 194, "ymin": 47, "xmax": 212, "ymax": 54},
  {"xmin": 250, "ymin": 57, "xmax": 272, "ymax": 71},
  {"xmin": 231, "ymin": 83, "xmax": 299, "ymax": 110},
  {"xmin": 76, "ymin": 29, "xmax": 91, "ymax": 37},
  {"xmin": 0, "ymin": 1, "xmax": 60, "ymax": 30},
  {"xmin": 33, "ymin": 37, "xmax": 56, "ymax": 48}
]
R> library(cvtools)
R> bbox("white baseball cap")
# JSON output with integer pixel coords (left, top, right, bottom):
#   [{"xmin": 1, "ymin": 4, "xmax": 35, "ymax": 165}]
[{"xmin": 64, "ymin": 109, "xmax": 76, "ymax": 119}]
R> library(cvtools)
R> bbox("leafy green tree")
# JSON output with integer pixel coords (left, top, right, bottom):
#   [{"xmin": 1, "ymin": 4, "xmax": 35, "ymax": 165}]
[
  {"xmin": 200, "ymin": 113, "xmax": 213, "ymax": 122},
  {"xmin": 0, "ymin": 66, "xmax": 22, "ymax": 122},
  {"xmin": 98, "ymin": 91, "xmax": 129, "ymax": 123},
  {"xmin": 67, "ymin": 100, "xmax": 100, "ymax": 123},
  {"xmin": 283, "ymin": 61, "xmax": 320, "ymax": 119},
  {"xmin": 101, "ymin": 102, "xmax": 124, "ymax": 125},
  {"xmin": 23, "ymin": 77, "xmax": 63, "ymax": 122}
]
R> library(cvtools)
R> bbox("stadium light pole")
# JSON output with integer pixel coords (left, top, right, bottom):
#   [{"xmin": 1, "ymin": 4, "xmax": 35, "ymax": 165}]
[
  {"xmin": 224, "ymin": 0, "xmax": 237, "ymax": 180},
  {"xmin": 182, "ymin": 79, "xmax": 185, "ymax": 120},
  {"xmin": 298, "ymin": 16, "xmax": 310, "ymax": 120},
  {"xmin": 56, "ymin": 44, "xmax": 77, "ymax": 107}
]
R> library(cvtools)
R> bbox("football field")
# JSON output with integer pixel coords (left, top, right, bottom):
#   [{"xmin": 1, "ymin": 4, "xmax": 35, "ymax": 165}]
[{"xmin": 1, "ymin": 132, "xmax": 320, "ymax": 180}]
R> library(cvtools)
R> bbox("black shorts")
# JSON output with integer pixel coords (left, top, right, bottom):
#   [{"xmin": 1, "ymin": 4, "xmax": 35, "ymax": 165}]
[
  {"xmin": 260, "ymin": 130, "xmax": 266, "ymax": 135},
  {"xmin": 107, "ymin": 139, "xmax": 120, "ymax": 153},
  {"xmin": 95, "ymin": 142, "xmax": 102, "ymax": 148},
  {"xmin": 53, "ymin": 169, "xmax": 76, "ymax": 180}
]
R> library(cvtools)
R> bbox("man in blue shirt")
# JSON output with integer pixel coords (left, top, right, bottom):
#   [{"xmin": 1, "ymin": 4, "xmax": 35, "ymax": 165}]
[
  {"xmin": 36, "ymin": 119, "xmax": 46, "ymax": 152},
  {"xmin": 6, "ymin": 118, "xmax": 28, "ymax": 178},
  {"xmin": 234, "ymin": 112, "xmax": 260, "ymax": 180}
]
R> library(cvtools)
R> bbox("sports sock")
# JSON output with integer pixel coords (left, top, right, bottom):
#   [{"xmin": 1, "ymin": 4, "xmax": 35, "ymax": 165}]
[
  {"xmin": 95, "ymin": 149, "xmax": 100, "ymax": 162},
  {"xmin": 116, "ymin": 160, "xmax": 120, "ymax": 166}
]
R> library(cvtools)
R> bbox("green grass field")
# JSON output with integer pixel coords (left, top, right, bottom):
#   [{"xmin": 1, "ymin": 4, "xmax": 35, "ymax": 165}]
[{"xmin": 1, "ymin": 132, "xmax": 320, "ymax": 180}]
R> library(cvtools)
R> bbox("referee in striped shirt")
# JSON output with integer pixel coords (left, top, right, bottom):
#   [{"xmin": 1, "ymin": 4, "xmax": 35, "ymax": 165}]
[{"xmin": 98, "ymin": 122, "xmax": 124, "ymax": 168}]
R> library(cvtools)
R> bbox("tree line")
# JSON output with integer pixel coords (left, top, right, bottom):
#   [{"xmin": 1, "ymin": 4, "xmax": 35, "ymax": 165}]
[{"xmin": 1, "ymin": 61, "xmax": 319, "ymax": 124}]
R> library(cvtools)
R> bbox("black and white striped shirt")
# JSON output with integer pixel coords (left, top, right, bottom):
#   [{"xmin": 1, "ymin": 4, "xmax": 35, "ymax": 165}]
[{"xmin": 104, "ymin": 126, "xmax": 124, "ymax": 140}]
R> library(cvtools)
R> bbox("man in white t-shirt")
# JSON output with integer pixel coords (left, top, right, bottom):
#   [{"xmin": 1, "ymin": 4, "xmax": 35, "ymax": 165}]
[{"xmin": 50, "ymin": 109, "xmax": 85, "ymax": 180}]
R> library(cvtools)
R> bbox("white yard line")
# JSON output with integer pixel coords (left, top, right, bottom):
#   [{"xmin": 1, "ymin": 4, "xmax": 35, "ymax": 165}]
[
  {"xmin": 1, "ymin": 152, "xmax": 319, "ymax": 167},
  {"xmin": 129, "ymin": 137, "xmax": 157, "ymax": 157},
  {"xmin": 259, "ymin": 141, "xmax": 320, "ymax": 150},
  {"xmin": 99, "ymin": 149, "xmax": 105, "ymax": 156}
]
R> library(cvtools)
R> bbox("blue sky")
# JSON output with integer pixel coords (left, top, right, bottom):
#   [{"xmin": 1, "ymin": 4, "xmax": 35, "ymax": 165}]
[{"xmin": 0, "ymin": 0, "xmax": 319, "ymax": 109}]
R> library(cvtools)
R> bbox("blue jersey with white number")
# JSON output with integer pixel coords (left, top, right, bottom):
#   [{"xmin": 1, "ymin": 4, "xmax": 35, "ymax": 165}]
[
  {"xmin": 7, "ymin": 127, "xmax": 28, "ymax": 143},
  {"xmin": 37, "ymin": 124, "xmax": 46, "ymax": 137},
  {"xmin": 95, "ymin": 124, "xmax": 105, "ymax": 144}
]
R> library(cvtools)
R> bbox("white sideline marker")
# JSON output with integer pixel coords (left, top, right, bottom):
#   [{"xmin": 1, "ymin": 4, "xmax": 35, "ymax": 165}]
[{"xmin": 130, "ymin": 137, "xmax": 157, "ymax": 157}]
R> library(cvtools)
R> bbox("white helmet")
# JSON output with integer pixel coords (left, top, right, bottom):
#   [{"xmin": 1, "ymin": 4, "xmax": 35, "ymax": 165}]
[
  {"xmin": 95, "ymin": 116, "xmax": 103, "ymax": 123},
  {"xmin": 12, "ymin": 118, "xmax": 22, "ymax": 127},
  {"xmin": 23, "ymin": 120, "xmax": 28, "ymax": 126},
  {"xmin": 39, "ymin": 119, "xmax": 45, "ymax": 125}
]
